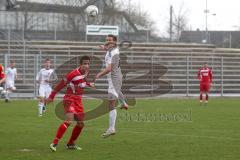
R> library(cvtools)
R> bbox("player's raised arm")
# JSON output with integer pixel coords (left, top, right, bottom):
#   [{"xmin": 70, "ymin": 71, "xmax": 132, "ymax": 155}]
[
  {"xmin": 47, "ymin": 68, "xmax": 88, "ymax": 102},
  {"xmin": 80, "ymin": 76, "xmax": 95, "ymax": 88},
  {"xmin": 94, "ymin": 48, "xmax": 119, "ymax": 81},
  {"xmin": 47, "ymin": 77, "xmax": 68, "ymax": 102},
  {"xmin": 94, "ymin": 64, "xmax": 112, "ymax": 80},
  {"xmin": 98, "ymin": 44, "xmax": 108, "ymax": 50}
]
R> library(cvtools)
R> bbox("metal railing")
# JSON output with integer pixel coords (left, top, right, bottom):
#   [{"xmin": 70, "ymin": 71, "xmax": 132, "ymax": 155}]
[{"xmin": 1, "ymin": 53, "xmax": 240, "ymax": 98}]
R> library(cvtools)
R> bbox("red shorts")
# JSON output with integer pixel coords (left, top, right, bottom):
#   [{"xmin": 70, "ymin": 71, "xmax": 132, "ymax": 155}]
[
  {"xmin": 63, "ymin": 96, "xmax": 84, "ymax": 121},
  {"xmin": 200, "ymin": 83, "xmax": 210, "ymax": 92}
]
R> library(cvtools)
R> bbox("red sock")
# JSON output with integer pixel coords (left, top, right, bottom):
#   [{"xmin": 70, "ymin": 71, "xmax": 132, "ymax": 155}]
[
  {"xmin": 67, "ymin": 125, "xmax": 84, "ymax": 145},
  {"xmin": 53, "ymin": 122, "xmax": 70, "ymax": 145},
  {"xmin": 200, "ymin": 94, "xmax": 203, "ymax": 101},
  {"xmin": 206, "ymin": 94, "xmax": 208, "ymax": 101}
]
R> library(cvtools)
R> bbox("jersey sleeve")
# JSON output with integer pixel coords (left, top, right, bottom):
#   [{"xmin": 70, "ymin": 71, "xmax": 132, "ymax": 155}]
[
  {"xmin": 106, "ymin": 48, "xmax": 119, "ymax": 65},
  {"xmin": 66, "ymin": 70, "xmax": 78, "ymax": 82},
  {"xmin": 48, "ymin": 69, "xmax": 87, "ymax": 100},
  {"xmin": 36, "ymin": 70, "xmax": 41, "ymax": 81},
  {"xmin": 48, "ymin": 71, "xmax": 74, "ymax": 99},
  {"xmin": 48, "ymin": 78, "xmax": 68, "ymax": 100},
  {"xmin": 78, "ymin": 77, "xmax": 92, "ymax": 88},
  {"xmin": 105, "ymin": 54, "xmax": 113, "ymax": 65},
  {"xmin": 111, "ymin": 53, "xmax": 120, "ymax": 66}
]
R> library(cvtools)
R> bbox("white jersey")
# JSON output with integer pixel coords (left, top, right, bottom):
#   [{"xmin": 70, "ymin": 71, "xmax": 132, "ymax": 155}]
[
  {"xmin": 105, "ymin": 47, "xmax": 123, "ymax": 99},
  {"xmin": 104, "ymin": 47, "xmax": 122, "ymax": 79},
  {"xmin": 5, "ymin": 67, "xmax": 17, "ymax": 82},
  {"xmin": 36, "ymin": 68, "xmax": 56, "ymax": 86}
]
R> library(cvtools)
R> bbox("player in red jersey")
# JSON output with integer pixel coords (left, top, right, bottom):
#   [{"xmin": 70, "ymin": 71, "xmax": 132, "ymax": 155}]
[
  {"xmin": 0, "ymin": 64, "xmax": 6, "ymax": 97},
  {"xmin": 46, "ymin": 56, "xmax": 95, "ymax": 152},
  {"xmin": 0, "ymin": 64, "xmax": 5, "ymax": 83},
  {"xmin": 198, "ymin": 62, "xmax": 213, "ymax": 105}
]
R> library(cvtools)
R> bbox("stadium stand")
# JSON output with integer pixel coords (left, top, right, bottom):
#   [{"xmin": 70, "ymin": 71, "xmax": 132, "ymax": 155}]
[
  {"xmin": 0, "ymin": 0, "xmax": 240, "ymax": 98},
  {"xmin": 0, "ymin": 40, "xmax": 240, "ymax": 98}
]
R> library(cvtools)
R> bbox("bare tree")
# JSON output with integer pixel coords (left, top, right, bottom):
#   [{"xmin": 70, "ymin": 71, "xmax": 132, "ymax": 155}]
[
  {"xmin": 168, "ymin": 3, "xmax": 189, "ymax": 42},
  {"xmin": 116, "ymin": 0, "xmax": 154, "ymax": 31},
  {"xmin": 16, "ymin": 0, "xmax": 156, "ymax": 38}
]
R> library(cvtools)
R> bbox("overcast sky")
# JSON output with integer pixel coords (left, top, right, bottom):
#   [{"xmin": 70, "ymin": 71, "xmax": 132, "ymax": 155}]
[{"xmin": 130, "ymin": 0, "xmax": 240, "ymax": 36}]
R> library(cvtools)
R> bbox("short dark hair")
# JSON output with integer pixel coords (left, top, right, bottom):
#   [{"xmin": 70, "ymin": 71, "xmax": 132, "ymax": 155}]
[
  {"xmin": 80, "ymin": 56, "xmax": 90, "ymax": 64},
  {"xmin": 45, "ymin": 58, "xmax": 51, "ymax": 62},
  {"xmin": 107, "ymin": 34, "xmax": 117, "ymax": 42},
  {"xmin": 10, "ymin": 60, "xmax": 15, "ymax": 63}
]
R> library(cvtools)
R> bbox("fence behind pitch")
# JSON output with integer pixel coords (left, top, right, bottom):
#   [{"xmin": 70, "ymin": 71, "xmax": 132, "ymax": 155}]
[{"xmin": 1, "ymin": 52, "xmax": 240, "ymax": 98}]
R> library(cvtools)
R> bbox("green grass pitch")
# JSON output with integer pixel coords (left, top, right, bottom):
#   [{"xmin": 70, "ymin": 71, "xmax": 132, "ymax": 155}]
[{"xmin": 0, "ymin": 98, "xmax": 240, "ymax": 160}]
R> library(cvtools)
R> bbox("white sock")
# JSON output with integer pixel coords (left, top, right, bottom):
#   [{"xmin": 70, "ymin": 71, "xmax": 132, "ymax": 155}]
[
  {"xmin": 38, "ymin": 102, "xmax": 44, "ymax": 115},
  {"xmin": 109, "ymin": 109, "xmax": 117, "ymax": 131},
  {"xmin": 5, "ymin": 90, "xmax": 9, "ymax": 99}
]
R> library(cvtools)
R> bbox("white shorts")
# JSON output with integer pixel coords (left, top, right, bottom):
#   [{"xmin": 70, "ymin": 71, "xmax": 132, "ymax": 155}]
[
  {"xmin": 39, "ymin": 85, "xmax": 52, "ymax": 98},
  {"xmin": 107, "ymin": 76, "xmax": 122, "ymax": 100},
  {"xmin": 108, "ymin": 79, "xmax": 118, "ymax": 100},
  {"xmin": 5, "ymin": 80, "xmax": 16, "ymax": 90}
]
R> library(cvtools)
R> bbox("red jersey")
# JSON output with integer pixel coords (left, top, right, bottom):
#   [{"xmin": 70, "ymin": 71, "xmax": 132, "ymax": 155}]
[
  {"xmin": 0, "ymin": 64, "xmax": 5, "ymax": 79},
  {"xmin": 198, "ymin": 67, "xmax": 212, "ymax": 83},
  {"xmin": 49, "ymin": 68, "xmax": 90, "ymax": 100}
]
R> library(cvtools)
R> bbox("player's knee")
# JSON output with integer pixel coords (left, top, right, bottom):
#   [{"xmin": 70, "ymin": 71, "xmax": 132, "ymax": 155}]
[
  {"xmin": 108, "ymin": 100, "xmax": 116, "ymax": 110},
  {"xmin": 38, "ymin": 97, "xmax": 45, "ymax": 103},
  {"xmin": 77, "ymin": 121, "xmax": 84, "ymax": 128},
  {"xmin": 38, "ymin": 101, "xmax": 44, "ymax": 106},
  {"xmin": 64, "ymin": 121, "xmax": 72, "ymax": 126}
]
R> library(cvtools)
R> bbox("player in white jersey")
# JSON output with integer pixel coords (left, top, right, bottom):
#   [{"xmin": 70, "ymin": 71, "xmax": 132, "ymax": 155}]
[
  {"xmin": 5, "ymin": 60, "xmax": 17, "ymax": 102},
  {"xmin": 94, "ymin": 34, "xmax": 128, "ymax": 138},
  {"xmin": 36, "ymin": 59, "xmax": 57, "ymax": 116}
]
